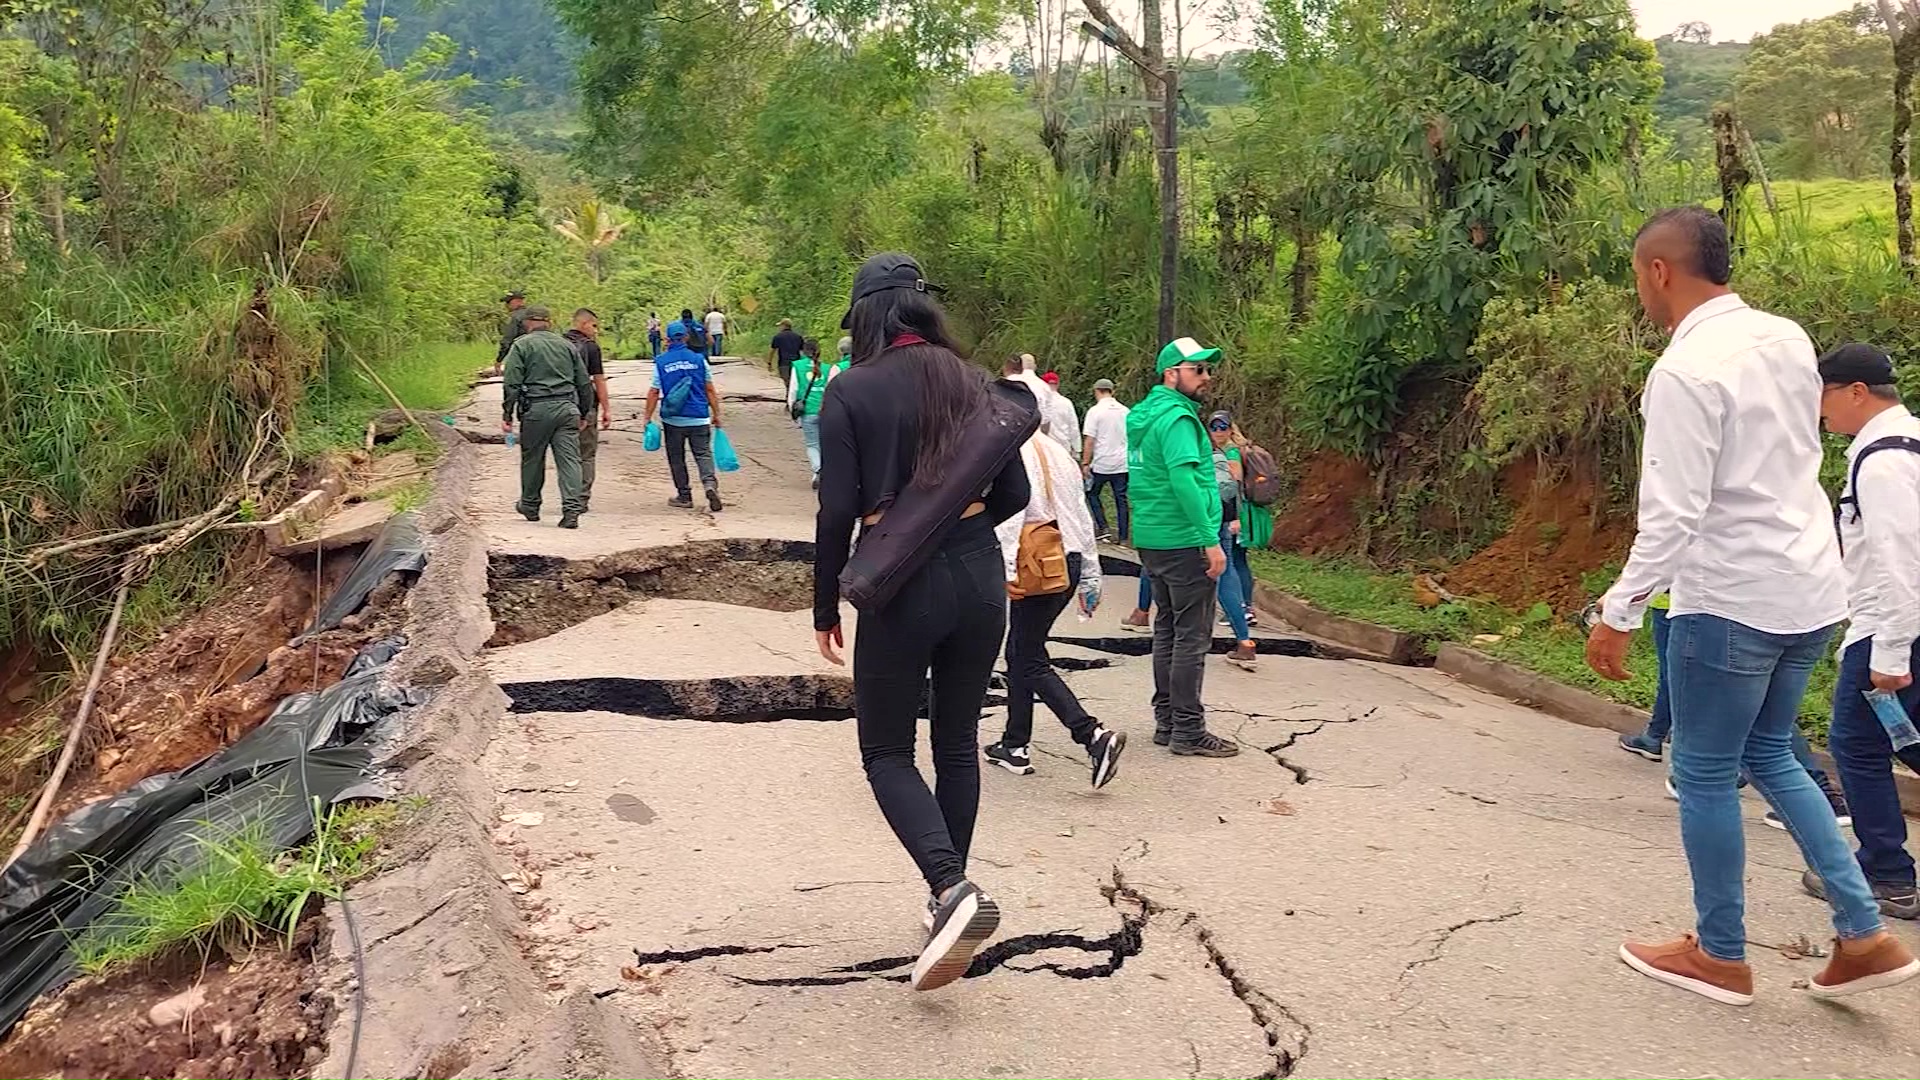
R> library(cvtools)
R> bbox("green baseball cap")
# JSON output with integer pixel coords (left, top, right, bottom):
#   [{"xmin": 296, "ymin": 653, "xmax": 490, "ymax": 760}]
[
  {"xmin": 523, "ymin": 305, "xmax": 552, "ymax": 322},
  {"xmin": 1156, "ymin": 336, "xmax": 1221, "ymax": 374}
]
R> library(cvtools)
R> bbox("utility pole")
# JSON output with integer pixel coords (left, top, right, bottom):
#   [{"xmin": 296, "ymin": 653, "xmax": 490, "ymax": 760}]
[{"xmin": 1082, "ymin": 0, "xmax": 1178, "ymax": 345}]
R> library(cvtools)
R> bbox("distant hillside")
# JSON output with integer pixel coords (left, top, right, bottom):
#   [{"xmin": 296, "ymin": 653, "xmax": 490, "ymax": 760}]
[
  {"xmin": 1652, "ymin": 34, "xmax": 1749, "ymax": 125},
  {"xmin": 370, "ymin": 0, "xmax": 576, "ymax": 117}
]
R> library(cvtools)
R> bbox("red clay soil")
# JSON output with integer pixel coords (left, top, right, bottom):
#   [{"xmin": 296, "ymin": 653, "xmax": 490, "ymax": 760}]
[
  {"xmin": 1443, "ymin": 457, "xmax": 1632, "ymax": 616},
  {"xmin": 0, "ymin": 916, "xmax": 334, "ymax": 1080},
  {"xmin": 44, "ymin": 548, "xmax": 370, "ymax": 821},
  {"xmin": 1271, "ymin": 451, "xmax": 1371, "ymax": 556}
]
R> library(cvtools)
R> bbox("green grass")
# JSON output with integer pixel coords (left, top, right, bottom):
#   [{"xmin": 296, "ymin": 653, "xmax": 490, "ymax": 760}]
[
  {"xmin": 1252, "ymin": 551, "xmax": 1837, "ymax": 741},
  {"xmin": 293, "ymin": 342, "xmax": 491, "ymax": 459},
  {"xmin": 74, "ymin": 799, "xmax": 407, "ymax": 974},
  {"xmin": 1749, "ymin": 179, "xmax": 1896, "ymax": 248}
]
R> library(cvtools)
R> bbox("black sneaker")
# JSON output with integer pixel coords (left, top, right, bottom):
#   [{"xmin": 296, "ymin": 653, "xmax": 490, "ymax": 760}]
[
  {"xmin": 913, "ymin": 881, "xmax": 999, "ymax": 991},
  {"xmin": 983, "ymin": 741, "xmax": 1033, "ymax": 775},
  {"xmin": 558, "ymin": 513, "xmax": 580, "ymax": 530},
  {"xmin": 706, "ymin": 487, "xmax": 725, "ymax": 512},
  {"xmin": 668, "ymin": 494, "xmax": 694, "ymax": 509},
  {"xmin": 515, "ymin": 502, "xmax": 539, "ymax": 522},
  {"xmin": 1171, "ymin": 732, "xmax": 1241, "ymax": 758},
  {"xmin": 1088, "ymin": 726, "xmax": 1126, "ymax": 789},
  {"xmin": 1765, "ymin": 788, "xmax": 1852, "ymax": 831},
  {"xmin": 1801, "ymin": 869, "xmax": 1920, "ymax": 920},
  {"xmin": 1153, "ymin": 727, "xmax": 1171, "ymax": 747},
  {"xmin": 921, "ymin": 895, "xmax": 938, "ymax": 933}
]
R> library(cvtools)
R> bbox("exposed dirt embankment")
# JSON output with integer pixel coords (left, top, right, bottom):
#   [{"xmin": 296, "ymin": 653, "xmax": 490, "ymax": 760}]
[
  {"xmin": 1444, "ymin": 457, "xmax": 1630, "ymax": 615},
  {"xmin": 1270, "ymin": 451, "xmax": 1630, "ymax": 615}
]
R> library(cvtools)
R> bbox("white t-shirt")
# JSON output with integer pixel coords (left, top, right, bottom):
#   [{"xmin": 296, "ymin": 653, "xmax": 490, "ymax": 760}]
[
  {"xmin": 705, "ymin": 311, "xmax": 727, "ymax": 337},
  {"xmin": 1083, "ymin": 397, "xmax": 1130, "ymax": 474}
]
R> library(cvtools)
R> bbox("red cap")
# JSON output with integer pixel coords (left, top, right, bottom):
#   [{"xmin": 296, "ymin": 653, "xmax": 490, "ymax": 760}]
[{"xmin": 1041, "ymin": 371, "xmax": 1060, "ymax": 386}]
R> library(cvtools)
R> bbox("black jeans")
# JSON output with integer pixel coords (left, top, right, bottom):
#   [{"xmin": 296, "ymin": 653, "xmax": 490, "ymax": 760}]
[
  {"xmin": 664, "ymin": 424, "xmax": 718, "ymax": 496},
  {"xmin": 1001, "ymin": 554, "xmax": 1097, "ymax": 750},
  {"xmin": 1087, "ymin": 472, "xmax": 1129, "ymax": 540},
  {"xmin": 853, "ymin": 514, "xmax": 1007, "ymax": 895},
  {"xmin": 1139, "ymin": 546, "xmax": 1213, "ymax": 745}
]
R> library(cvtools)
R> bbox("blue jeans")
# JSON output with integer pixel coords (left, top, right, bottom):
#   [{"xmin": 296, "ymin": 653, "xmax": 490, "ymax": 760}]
[
  {"xmin": 1216, "ymin": 523, "xmax": 1251, "ymax": 641},
  {"xmin": 649, "ymin": 331, "xmax": 661, "ymax": 356},
  {"xmin": 1830, "ymin": 637, "xmax": 1920, "ymax": 888},
  {"xmin": 1137, "ymin": 569, "xmax": 1153, "ymax": 612},
  {"xmin": 1230, "ymin": 539, "xmax": 1253, "ymax": 617},
  {"xmin": 710, "ymin": 333, "xmax": 724, "ymax": 358},
  {"xmin": 800, "ymin": 414, "xmax": 822, "ymax": 479},
  {"xmin": 1665, "ymin": 613, "xmax": 1882, "ymax": 960},
  {"xmin": 1088, "ymin": 472, "xmax": 1129, "ymax": 541},
  {"xmin": 1645, "ymin": 607, "xmax": 1673, "ymax": 742}
]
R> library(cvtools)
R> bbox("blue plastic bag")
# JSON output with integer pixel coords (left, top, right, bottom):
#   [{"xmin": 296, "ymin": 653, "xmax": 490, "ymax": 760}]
[
  {"xmin": 713, "ymin": 428, "xmax": 740, "ymax": 472},
  {"xmin": 643, "ymin": 421, "xmax": 662, "ymax": 452}
]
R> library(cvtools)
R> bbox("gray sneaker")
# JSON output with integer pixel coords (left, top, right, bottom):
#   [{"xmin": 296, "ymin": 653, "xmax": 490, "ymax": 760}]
[
  {"xmin": 1802, "ymin": 868, "xmax": 1920, "ymax": 920},
  {"xmin": 1170, "ymin": 732, "xmax": 1241, "ymax": 758}
]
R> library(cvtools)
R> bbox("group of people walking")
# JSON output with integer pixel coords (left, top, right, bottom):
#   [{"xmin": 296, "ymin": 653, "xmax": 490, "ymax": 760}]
[
  {"xmin": 805, "ymin": 252, "xmax": 1289, "ymax": 990},
  {"xmin": 1588, "ymin": 206, "xmax": 1920, "ymax": 1004},
  {"xmin": 499, "ymin": 293, "xmax": 730, "ymax": 520}
]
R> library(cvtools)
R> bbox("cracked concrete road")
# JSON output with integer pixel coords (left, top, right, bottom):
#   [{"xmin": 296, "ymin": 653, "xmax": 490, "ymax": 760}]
[{"xmin": 457, "ymin": 355, "xmax": 1920, "ymax": 1079}]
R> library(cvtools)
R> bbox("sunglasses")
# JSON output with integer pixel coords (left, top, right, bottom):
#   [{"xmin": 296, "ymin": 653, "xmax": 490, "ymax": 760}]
[
  {"xmin": 1208, "ymin": 420, "xmax": 1232, "ymax": 432},
  {"xmin": 1181, "ymin": 362, "xmax": 1214, "ymax": 378}
]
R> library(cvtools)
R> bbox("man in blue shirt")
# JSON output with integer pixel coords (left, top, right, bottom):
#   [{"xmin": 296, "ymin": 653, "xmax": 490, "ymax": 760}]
[{"xmin": 645, "ymin": 321, "xmax": 726, "ymax": 511}]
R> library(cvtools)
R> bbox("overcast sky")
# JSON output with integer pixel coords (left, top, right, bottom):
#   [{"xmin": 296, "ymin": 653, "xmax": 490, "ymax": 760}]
[{"xmin": 1629, "ymin": 0, "xmax": 1862, "ymax": 41}]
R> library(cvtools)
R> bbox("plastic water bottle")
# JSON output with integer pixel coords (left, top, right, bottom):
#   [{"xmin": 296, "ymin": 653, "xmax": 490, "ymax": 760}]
[
  {"xmin": 504, "ymin": 432, "xmax": 517, "ymax": 447},
  {"xmin": 1865, "ymin": 689, "xmax": 1920, "ymax": 751}
]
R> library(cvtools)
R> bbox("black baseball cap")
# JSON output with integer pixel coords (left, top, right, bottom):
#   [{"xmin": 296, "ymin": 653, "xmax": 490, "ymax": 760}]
[
  {"xmin": 841, "ymin": 252, "xmax": 944, "ymax": 329},
  {"xmin": 1818, "ymin": 343, "xmax": 1896, "ymax": 387},
  {"xmin": 501, "ymin": 290, "xmax": 525, "ymax": 302}
]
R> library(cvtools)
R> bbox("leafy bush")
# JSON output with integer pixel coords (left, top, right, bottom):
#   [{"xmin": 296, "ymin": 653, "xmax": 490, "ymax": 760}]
[{"xmin": 1469, "ymin": 280, "xmax": 1658, "ymax": 465}]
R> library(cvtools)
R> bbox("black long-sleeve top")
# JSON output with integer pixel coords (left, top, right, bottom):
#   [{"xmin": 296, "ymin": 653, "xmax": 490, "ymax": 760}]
[{"xmin": 813, "ymin": 360, "xmax": 1031, "ymax": 631}]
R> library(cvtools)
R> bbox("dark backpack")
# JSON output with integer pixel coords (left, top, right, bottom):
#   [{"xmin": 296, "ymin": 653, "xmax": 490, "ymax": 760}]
[
  {"xmin": 1836, "ymin": 435, "xmax": 1920, "ymax": 544},
  {"xmin": 1239, "ymin": 443, "xmax": 1283, "ymax": 506}
]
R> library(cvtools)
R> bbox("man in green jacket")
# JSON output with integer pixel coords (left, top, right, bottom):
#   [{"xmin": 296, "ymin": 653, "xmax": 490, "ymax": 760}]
[
  {"xmin": 1128, "ymin": 337, "xmax": 1236, "ymax": 758},
  {"xmin": 494, "ymin": 290, "xmax": 529, "ymax": 378},
  {"xmin": 501, "ymin": 306, "xmax": 593, "ymax": 529}
]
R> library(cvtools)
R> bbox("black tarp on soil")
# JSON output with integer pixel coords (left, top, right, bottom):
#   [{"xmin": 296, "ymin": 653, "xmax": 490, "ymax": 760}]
[
  {"xmin": 0, "ymin": 638, "xmax": 423, "ymax": 1037},
  {"xmin": 299, "ymin": 511, "xmax": 427, "ymax": 641}
]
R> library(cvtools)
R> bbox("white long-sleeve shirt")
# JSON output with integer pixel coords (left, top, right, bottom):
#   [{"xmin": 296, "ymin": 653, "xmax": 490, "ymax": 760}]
[
  {"xmin": 996, "ymin": 434, "xmax": 1101, "ymax": 590},
  {"xmin": 1600, "ymin": 293, "xmax": 1848, "ymax": 635},
  {"xmin": 1046, "ymin": 393, "xmax": 1080, "ymax": 459},
  {"xmin": 1838, "ymin": 405, "xmax": 1920, "ymax": 676}
]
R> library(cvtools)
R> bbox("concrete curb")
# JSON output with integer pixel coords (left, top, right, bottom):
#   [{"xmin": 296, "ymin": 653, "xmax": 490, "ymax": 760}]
[
  {"xmin": 1250, "ymin": 583, "xmax": 1421, "ymax": 665},
  {"xmin": 1434, "ymin": 644, "xmax": 1920, "ymax": 816}
]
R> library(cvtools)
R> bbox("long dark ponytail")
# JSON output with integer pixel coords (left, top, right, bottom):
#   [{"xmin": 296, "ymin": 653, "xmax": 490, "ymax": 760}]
[{"xmin": 846, "ymin": 283, "xmax": 988, "ymax": 490}]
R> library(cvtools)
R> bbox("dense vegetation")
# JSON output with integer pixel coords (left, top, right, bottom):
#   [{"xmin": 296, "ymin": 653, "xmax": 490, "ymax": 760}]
[
  {"xmin": 0, "ymin": 0, "xmax": 608, "ymax": 671},
  {"xmin": 6, "ymin": 0, "xmax": 1919, "ymax": 686}
]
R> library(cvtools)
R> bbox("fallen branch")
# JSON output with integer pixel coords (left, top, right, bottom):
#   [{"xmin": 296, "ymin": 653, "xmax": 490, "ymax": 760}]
[
  {"xmin": 4, "ymin": 582, "xmax": 129, "ymax": 869},
  {"xmin": 26, "ymin": 520, "xmax": 191, "ymax": 565}
]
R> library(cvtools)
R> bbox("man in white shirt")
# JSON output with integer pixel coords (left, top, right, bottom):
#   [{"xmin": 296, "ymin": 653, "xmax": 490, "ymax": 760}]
[
  {"xmin": 1806, "ymin": 343, "xmax": 1920, "ymax": 920},
  {"xmin": 1038, "ymin": 368, "xmax": 1080, "ymax": 454},
  {"xmin": 705, "ymin": 306, "xmax": 728, "ymax": 358},
  {"xmin": 1589, "ymin": 206, "xmax": 1914, "ymax": 1004},
  {"xmin": 983, "ymin": 375, "xmax": 1127, "ymax": 789},
  {"xmin": 1082, "ymin": 378, "xmax": 1131, "ymax": 542}
]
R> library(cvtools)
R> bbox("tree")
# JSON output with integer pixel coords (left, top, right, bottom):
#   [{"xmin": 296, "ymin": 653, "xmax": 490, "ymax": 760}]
[
  {"xmin": 1881, "ymin": 0, "xmax": 1920, "ymax": 275},
  {"xmin": 1674, "ymin": 20, "xmax": 1712, "ymax": 44},
  {"xmin": 1737, "ymin": 4, "xmax": 1892, "ymax": 179},
  {"xmin": 554, "ymin": 198, "xmax": 627, "ymax": 283}
]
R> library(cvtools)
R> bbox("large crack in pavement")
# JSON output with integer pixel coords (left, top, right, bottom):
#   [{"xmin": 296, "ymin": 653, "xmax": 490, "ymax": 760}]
[
  {"xmin": 498, "ymin": 674, "xmax": 1009, "ymax": 720},
  {"xmin": 622, "ymin": 864, "xmax": 1309, "ymax": 1079},
  {"xmin": 1246, "ymin": 706, "xmax": 1380, "ymax": 785}
]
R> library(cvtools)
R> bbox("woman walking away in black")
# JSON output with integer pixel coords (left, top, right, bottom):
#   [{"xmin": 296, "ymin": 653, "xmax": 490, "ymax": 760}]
[{"xmin": 812, "ymin": 253, "xmax": 1030, "ymax": 992}]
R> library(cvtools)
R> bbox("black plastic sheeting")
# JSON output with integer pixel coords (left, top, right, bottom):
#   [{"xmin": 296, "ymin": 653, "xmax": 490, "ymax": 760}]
[
  {"xmin": 298, "ymin": 510, "xmax": 427, "ymax": 642},
  {"xmin": 0, "ymin": 638, "xmax": 423, "ymax": 1037}
]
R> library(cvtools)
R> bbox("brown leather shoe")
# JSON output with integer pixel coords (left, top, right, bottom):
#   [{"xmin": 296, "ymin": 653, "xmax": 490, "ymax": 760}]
[
  {"xmin": 1227, "ymin": 643, "xmax": 1258, "ymax": 671},
  {"xmin": 1808, "ymin": 932, "xmax": 1920, "ymax": 998},
  {"xmin": 1619, "ymin": 933, "xmax": 1754, "ymax": 1005}
]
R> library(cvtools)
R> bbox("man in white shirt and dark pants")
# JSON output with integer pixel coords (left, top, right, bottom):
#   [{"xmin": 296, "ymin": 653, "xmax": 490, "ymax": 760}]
[
  {"xmin": 1589, "ymin": 207, "xmax": 1915, "ymax": 1004},
  {"xmin": 1808, "ymin": 343, "xmax": 1920, "ymax": 920},
  {"xmin": 1082, "ymin": 378, "xmax": 1131, "ymax": 542}
]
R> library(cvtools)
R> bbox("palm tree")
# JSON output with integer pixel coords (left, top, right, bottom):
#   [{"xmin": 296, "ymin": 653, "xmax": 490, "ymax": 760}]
[{"xmin": 554, "ymin": 199, "xmax": 628, "ymax": 284}]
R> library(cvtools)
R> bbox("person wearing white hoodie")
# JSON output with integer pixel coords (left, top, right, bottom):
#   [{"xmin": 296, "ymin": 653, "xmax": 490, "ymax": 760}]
[{"xmin": 984, "ymin": 366, "xmax": 1127, "ymax": 788}]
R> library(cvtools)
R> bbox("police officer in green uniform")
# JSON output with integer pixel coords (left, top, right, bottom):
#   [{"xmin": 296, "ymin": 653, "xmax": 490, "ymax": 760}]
[
  {"xmin": 493, "ymin": 290, "xmax": 530, "ymax": 378},
  {"xmin": 500, "ymin": 306, "xmax": 593, "ymax": 529}
]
